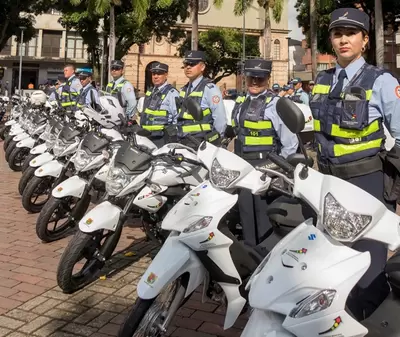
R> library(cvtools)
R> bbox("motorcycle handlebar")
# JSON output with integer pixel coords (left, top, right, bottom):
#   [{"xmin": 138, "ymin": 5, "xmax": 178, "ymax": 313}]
[{"xmin": 267, "ymin": 152, "xmax": 295, "ymax": 174}]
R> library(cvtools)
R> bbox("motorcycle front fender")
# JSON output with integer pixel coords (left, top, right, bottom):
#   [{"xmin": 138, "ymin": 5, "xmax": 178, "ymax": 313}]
[
  {"xmin": 30, "ymin": 152, "xmax": 54, "ymax": 168},
  {"xmin": 13, "ymin": 132, "xmax": 29, "ymax": 141},
  {"xmin": 34, "ymin": 160, "xmax": 63, "ymax": 178},
  {"xmin": 79, "ymin": 201, "xmax": 121, "ymax": 233},
  {"xmin": 137, "ymin": 234, "xmax": 206, "ymax": 300},
  {"xmin": 30, "ymin": 143, "xmax": 47, "ymax": 155},
  {"xmin": 5, "ymin": 120, "xmax": 16, "ymax": 126},
  {"xmin": 17, "ymin": 137, "xmax": 35, "ymax": 148},
  {"xmin": 53, "ymin": 175, "xmax": 87, "ymax": 198}
]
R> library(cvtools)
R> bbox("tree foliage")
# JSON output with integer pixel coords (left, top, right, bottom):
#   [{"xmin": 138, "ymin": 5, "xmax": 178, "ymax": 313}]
[
  {"xmin": 295, "ymin": 0, "xmax": 400, "ymax": 63},
  {"xmin": 178, "ymin": 28, "xmax": 261, "ymax": 84},
  {"xmin": 0, "ymin": 0, "xmax": 56, "ymax": 51}
]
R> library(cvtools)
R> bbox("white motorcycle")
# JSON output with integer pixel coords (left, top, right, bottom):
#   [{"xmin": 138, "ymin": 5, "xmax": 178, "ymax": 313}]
[
  {"xmin": 117, "ymin": 101, "xmax": 313, "ymax": 337},
  {"xmin": 240, "ymin": 98, "xmax": 400, "ymax": 337}
]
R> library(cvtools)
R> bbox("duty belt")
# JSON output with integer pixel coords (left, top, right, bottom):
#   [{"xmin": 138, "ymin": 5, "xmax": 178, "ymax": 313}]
[{"xmin": 318, "ymin": 155, "xmax": 383, "ymax": 180}]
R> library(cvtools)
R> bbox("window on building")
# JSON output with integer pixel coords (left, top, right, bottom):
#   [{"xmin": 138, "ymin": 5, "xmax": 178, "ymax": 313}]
[
  {"xmin": 66, "ymin": 31, "xmax": 86, "ymax": 59},
  {"xmin": 42, "ymin": 31, "xmax": 62, "ymax": 57},
  {"xmin": 199, "ymin": 0, "xmax": 209, "ymax": 13},
  {"xmin": 0, "ymin": 38, "xmax": 12, "ymax": 55},
  {"xmin": 17, "ymin": 32, "xmax": 39, "ymax": 57},
  {"xmin": 317, "ymin": 63, "xmax": 329, "ymax": 71},
  {"xmin": 273, "ymin": 39, "xmax": 281, "ymax": 60},
  {"xmin": 47, "ymin": 9, "xmax": 61, "ymax": 15}
]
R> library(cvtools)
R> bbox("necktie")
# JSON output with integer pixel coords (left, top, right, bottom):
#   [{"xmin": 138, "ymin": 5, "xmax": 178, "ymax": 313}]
[
  {"xmin": 187, "ymin": 83, "xmax": 193, "ymax": 95},
  {"xmin": 330, "ymin": 69, "xmax": 347, "ymax": 99},
  {"xmin": 111, "ymin": 81, "xmax": 116, "ymax": 91}
]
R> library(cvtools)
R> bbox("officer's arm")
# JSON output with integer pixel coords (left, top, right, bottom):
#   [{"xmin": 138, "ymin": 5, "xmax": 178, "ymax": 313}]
[
  {"xmin": 86, "ymin": 88, "xmax": 100, "ymax": 106},
  {"xmin": 165, "ymin": 89, "xmax": 179, "ymax": 124},
  {"xmin": 372, "ymin": 74, "xmax": 400, "ymax": 147},
  {"xmin": 267, "ymin": 101, "xmax": 299, "ymax": 158},
  {"xmin": 70, "ymin": 80, "xmax": 83, "ymax": 101},
  {"xmin": 205, "ymin": 84, "xmax": 227, "ymax": 135},
  {"xmin": 122, "ymin": 82, "xmax": 137, "ymax": 118},
  {"xmin": 301, "ymin": 92, "xmax": 310, "ymax": 105}
]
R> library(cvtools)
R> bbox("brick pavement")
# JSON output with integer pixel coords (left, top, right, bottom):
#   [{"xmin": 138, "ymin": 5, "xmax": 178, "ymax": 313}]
[{"xmin": 0, "ymin": 146, "xmax": 246, "ymax": 337}]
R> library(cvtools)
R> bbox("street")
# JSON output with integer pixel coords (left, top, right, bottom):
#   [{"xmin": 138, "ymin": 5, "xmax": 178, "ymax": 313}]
[{"xmin": 0, "ymin": 146, "xmax": 245, "ymax": 337}]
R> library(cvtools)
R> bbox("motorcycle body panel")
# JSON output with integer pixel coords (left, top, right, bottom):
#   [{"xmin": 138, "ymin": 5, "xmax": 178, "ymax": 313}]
[
  {"xmin": 5, "ymin": 120, "xmax": 16, "ymax": 126},
  {"xmin": 132, "ymin": 184, "xmax": 168, "ymax": 212},
  {"xmin": 30, "ymin": 152, "xmax": 54, "ymax": 168},
  {"xmin": 17, "ymin": 136, "xmax": 35, "ymax": 149},
  {"xmin": 93, "ymin": 163, "xmax": 110, "ymax": 183},
  {"xmin": 13, "ymin": 132, "xmax": 29, "ymax": 141},
  {"xmin": 30, "ymin": 143, "xmax": 47, "ymax": 155},
  {"xmin": 34, "ymin": 160, "xmax": 63, "ymax": 178}
]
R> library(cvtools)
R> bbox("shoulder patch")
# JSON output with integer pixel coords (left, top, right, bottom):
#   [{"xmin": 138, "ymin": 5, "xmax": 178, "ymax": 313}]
[
  {"xmin": 212, "ymin": 95, "xmax": 220, "ymax": 104},
  {"xmin": 395, "ymin": 86, "xmax": 400, "ymax": 99}
]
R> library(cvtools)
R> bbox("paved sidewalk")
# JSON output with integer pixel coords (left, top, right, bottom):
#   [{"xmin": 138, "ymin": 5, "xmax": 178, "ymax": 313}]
[{"xmin": 0, "ymin": 146, "xmax": 245, "ymax": 337}]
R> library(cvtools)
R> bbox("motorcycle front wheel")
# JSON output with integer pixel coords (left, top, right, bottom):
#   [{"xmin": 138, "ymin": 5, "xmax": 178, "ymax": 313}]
[
  {"xmin": 5, "ymin": 139, "xmax": 17, "ymax": 162},
  {"xmin": 56, "ymin": 225, "xmax": 122, "ymax": 294},
  {"xmin": 3, "ymin": 134, "xmax": 13, "ymax": 152},
  {"xmin": 0, "ymin": 125, "xmax": 10, "ymax": 140},
  {"xmin": 22, "ymin": 175, "xmax": 56, "ymax": 213},
  {"xmin": 18, "ymin": 166, "xmax": 36, "ymax": 195},
  {"xmin": 36, "ymin": 194, "xmax": 91, "ymax": 242},
  {"xmin": 22, "ymin": 153, "xmax": 36, "ymax": 172},
  {"xmin": 8, "ymin": 146, "xmax": 29, "ymax": 172},
  {"xmin": 118, "ymin": 276, "xmax": 188, "ymax": 337}
]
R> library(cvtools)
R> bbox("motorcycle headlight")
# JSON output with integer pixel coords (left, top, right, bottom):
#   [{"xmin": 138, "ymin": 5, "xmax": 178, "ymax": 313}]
[
  {"xmin": 210, "ymin": 158, "xmax": 240, "ymax": 189},
  {"xmin": 323, "ymin": 193, "xmax": 372, "ymax": 241},
  {"xmin": 106, "ymin": 167, "xmax": 130, "ymax": 195},
  {"xmin": 40, "ymin": 124, "xmax": 53, "ymax": 140},
  {"xmin": 289, "ymin": 289, "xmax": 336, "ymax": 318},
  {"xmin": 45, "ymin": 133, "xmax": 57, "ymax": 149},
  {"xmin": 183, "ymin": 216, "xmax": 213, "ymax": 233},
  {"xmin": 53, "ymin": 139, "xmax": 68, "ymax": 157},
  {"xmin": 27, "ymin": 123, "xmax": 37, "ymax": 135},
  {"xmin": 73, "ymin": 150, "xmax": 95, "ymax": 172}
]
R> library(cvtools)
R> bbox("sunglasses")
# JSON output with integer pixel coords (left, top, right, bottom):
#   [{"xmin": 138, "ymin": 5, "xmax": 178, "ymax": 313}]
[
  {"xmin": 111, "ymin": 67, "xmax": 123, "ymax": 71},
  {"xmin": 183, "ymin": 61, "xmax": 201, "ymax": 67},
  {"xmin": 151, "ymin": 71, "xmax": 166, "ymax": 75}
]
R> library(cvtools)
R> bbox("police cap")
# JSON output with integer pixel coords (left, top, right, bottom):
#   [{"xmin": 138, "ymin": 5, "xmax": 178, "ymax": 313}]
[
  {"xmin": 244, "ymin": 59, "xmax": 272, "ymax": 78},
  {"xmin": 57, "ymin": 75, "xmax": 66, "ymax": 83},
  {"xmin": 291, "ymin": 77, "xmax": 302, "ymax": 84},
  {"xmin": 184, "ymin": 50, "xmax": 206, "ymax": 63},
  {"xmin": 150, "ymin": 62, "xmax": 169, "ymax": 73},
  {"xmin": 282, "ymin": 85, "xmax": 289, "ymax": 91},
  {"xmin": 329, "ymin": 8, "xmax": 370, "ymax": 33},
  {"xmin": 76, "ymin": 67, "xmax": 93, "ymax": 77},
  {"xmin": 272, "ymin": 83, "xmax": 280, "ymax": 90},
  {"xmin": 111, "ymin": 60, "xmax": 125, "ymax": 69}
]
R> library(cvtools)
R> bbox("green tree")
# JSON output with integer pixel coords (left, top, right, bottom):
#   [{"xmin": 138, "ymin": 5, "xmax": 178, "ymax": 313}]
[
  {"xmin": 178, "ymin": 28, "xmax": 260, "ymax": 83},
  {"xmin": 234, "ymin": 0, "xmax": 284, "ymax": 60},
  {"xmin": 0, "ymin": 0, "xmax": 55, "ymax": 51},
  {"xmin": 295, "ymin": 0, "xmax": 400, "ymax": 64}
]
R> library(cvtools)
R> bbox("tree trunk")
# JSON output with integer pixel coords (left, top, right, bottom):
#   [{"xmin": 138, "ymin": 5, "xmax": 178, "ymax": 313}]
[
  {"xmin": 263, "ymin": 7, "xmax": 272, "ymax": 59},
  {"xmin": 108, "ymin": 4, "xmax": 116, "ymax": 82},
  {"xmin": 374, "ymin": 0, "xmax": 384, "ymax": 67},
  {"xmin": 191, "ymin": 0, "xmax": 199, "ymax": 50},
  {"xmin": 309, "ymin": 0, "xmax": 318, "ymax": 79}
]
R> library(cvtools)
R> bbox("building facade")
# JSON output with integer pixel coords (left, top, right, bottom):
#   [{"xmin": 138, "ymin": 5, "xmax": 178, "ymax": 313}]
[
  {"xmin": 123, "ymin": 0, "xmax": 290, "ymax": 93},
  {"xmin": 0, "ymin": 9, "xmax": 89, "ymax": 93}
]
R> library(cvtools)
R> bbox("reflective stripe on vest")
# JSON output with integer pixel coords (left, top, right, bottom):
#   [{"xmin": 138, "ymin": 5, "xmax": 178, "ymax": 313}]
[
  {"xmin": 178, "ymin": 79, "xmax": 213, "ymax": 136},
  {"xmin": 310, "ymin": 64, "xmax": 385, "ymax": 164},
  {"xmin": 231, "ymin": 95, "xmax": 277, "ymax": 152}
]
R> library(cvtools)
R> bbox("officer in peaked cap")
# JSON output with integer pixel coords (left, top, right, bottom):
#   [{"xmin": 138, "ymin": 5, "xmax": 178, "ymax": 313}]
[
  {"xmin": 309, "ymin": 6, "xmax": 400, "ymax": 325},
  {"xmin": 231, "ymin": 58, "xmax": 298, "ymax": 248},
  {"xmin": 105, "ymin": 59, "xmax": 137, "ymax": 118},
  {"xmin": 291, "ymin": 77, "xmax": 309, "ymax": 105},
  {"xmin": 177, "ymin": 50, "xmax": 227, "ymax": 147},
  {"xmin": 271, "ymin": 83, "xmax": 280, "ymax": 94},
  {"xmin": 76, "ymin": 67, "xmax": 99, "ymax": 109},
  {"xmin": 140, "ymin": 61, "xmax": 179, "ymax": 147},
  {"xmin": 49, "ymin": 76, "xmax": 66, "ymax": 103}
]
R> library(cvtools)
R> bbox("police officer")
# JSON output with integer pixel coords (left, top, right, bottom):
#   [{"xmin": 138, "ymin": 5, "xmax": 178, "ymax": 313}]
[
  {"xmin": 279, "ymin": 85, "xmax": 289, "ymax": 97},
  {"xmin": 106, "ymin": 60, "xmax": 137, "ymax": 118},
  {"xmin": 140, "ymin": 62, "xmax": 179, "ymax": 147},
  {"xmin": 271, "ymin": 83, "xmax": 280, "ymax": 95},
  {"xmin": 311, "ymin": 8, "xmax": 400, "ymax": 320},
  {"xmin": 231, "ymin": 59, "xmax": 298, "ymax": 247},
  {"xmin": 308, "ymin": 80, "xmax": 315, "ymax": 99},
  {"xmin": 48, "ymin": 76, "xmax": 64, "ymax": 103},
  {"xmin": 177, "ymin": 50, "xmax": 227, "ymax": 146},
  {"xmin": 61, "ymin": 64, "xmax": 82, "ymax": 110},
  {"xmin": 291, "ymin": 77, "xmax": 309, "ymax": 105},
  {"xmin": 285, "ymin": 83, "xmax": 296, "ymax": 99},
  {"xmin": 76, "ymin": 67, "xmax": 99, "ymax": 109}
]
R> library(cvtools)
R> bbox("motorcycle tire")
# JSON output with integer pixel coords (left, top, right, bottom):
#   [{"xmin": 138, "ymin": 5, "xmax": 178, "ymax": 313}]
[
  {"xmin": 3, "ymin": 134, "xmax": 13, "ymax": 152},
  {"xmin": 36, "ymin": 194, "xmax": 91, "ymax": 243},
  {"xmin": 18, "ymin": 166, "xmax": 36, "ymax": 195},
  {"xmin": 118, "ymin": 276, "xmax": 188, "ymax": 337},
  {"xmin": 4, "ymin": 139, "xmax": 16, "ymax": 161},
  {"xmin": 8, "ymin": 146, "xmax": 29, "ymax": 172},
  {"xmin": 22, "ymin": 153, "xmax": 37, "ymax": 173},
  {"xmin": 22, "ymin": 175, "xmax": 56, "ymax": 213},
  {"xmin": 0, "ymin": 125, "xmax": 9, "ymax": 140},
  {"xmin": 57, "ymin": 225, "xmax": 122, "ymax": 294}
]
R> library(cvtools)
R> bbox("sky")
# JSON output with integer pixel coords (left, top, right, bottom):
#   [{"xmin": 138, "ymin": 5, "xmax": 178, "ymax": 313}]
[{"xmin": 288, "ymin": 0, "xmax": 305, "ymax": 41}]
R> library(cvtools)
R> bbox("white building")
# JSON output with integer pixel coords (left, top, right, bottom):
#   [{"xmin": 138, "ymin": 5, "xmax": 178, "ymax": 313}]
[{"xmin": 0, "ymin": 10, "xmax": 90, "ymax": 93}]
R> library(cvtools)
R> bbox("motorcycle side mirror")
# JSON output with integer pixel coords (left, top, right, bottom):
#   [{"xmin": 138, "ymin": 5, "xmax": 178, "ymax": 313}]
[
  {"xmin": 276, "ymin": 97, "xmax": 305, "ymax": 134},
  {"xmin": 286, "ymin": 153, "xmax": 314, "ymax": 168},
  {"xmin": 276, "ymin": 97, "xmax": 310, "ymax": 178},
  {"xmin": 184, "ymin": 97, "xmax": 203, "ymax": 121}
]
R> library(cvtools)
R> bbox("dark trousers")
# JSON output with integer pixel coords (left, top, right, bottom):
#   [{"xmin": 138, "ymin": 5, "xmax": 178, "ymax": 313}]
[
  {"xmin": 346, "ymin": 170, "xmax": 395, "ymax": 320},
  {"xmin": 238, "ymin": 158, "xmax": 271, "ymax": 247}
]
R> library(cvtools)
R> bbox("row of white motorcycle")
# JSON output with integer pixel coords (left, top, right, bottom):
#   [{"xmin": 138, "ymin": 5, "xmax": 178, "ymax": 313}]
[{"xmin": 2, "ymin": 91, "xmax": 400, "ymax": 337}]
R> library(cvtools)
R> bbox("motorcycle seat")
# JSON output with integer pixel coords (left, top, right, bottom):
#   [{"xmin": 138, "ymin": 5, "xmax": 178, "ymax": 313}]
[{"xmin": 385, "ymin": 251, "xmax": 400, "ymax": 296}]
